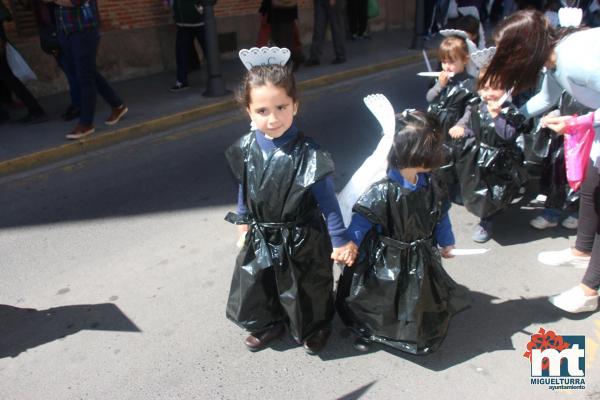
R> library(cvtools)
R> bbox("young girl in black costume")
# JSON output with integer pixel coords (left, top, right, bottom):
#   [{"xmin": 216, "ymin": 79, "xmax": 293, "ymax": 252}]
[
  {"xmin": 426, "ymin": 35, "xmax": 476, "ymax": 205},
  {"xmin": 450, "ymin": 69, "xmax": 528, "ymax": 243},
  {"xmin": 225, "ymin": 47, "xmax": 357, "ymax": 355},
  {"xmin": 335, "ymin": 110, "xmax": 466, "ymax": 354}
]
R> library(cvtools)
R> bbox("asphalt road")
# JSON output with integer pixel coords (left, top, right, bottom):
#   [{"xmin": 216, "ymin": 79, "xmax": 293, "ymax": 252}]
[{"xmin": 1, "ymin": 61, "xmax": 599, "ymax": 400}]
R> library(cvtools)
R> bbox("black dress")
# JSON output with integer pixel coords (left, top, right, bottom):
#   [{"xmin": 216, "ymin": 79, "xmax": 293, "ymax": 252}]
[
  {"xmin": 225, "ymin": 131, "xmax": 335, "ymax": 343},
  {"xmin": 456, "ymin": 99, "xmax": 528, "ymax": 219},
  {"xmin": 336, "ymin": 174, "xmax": 467, "ymax": 355}
]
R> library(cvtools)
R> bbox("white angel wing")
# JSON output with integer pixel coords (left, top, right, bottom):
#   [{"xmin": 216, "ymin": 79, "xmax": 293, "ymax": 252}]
[
  {"xmin": 337, "ymin": 94, "xmax": 396, "ymax": 226},
  {"xmin": 363, "ymin": 94, "xmax": 395, "ymax": 136}
]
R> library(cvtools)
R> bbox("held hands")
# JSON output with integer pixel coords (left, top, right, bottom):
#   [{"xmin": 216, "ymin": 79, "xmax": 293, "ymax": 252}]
[
  {"xmin": 449, "ymin": 125, "xmax": 465, "ymax": 139},
  {"xmin": 331, "ymin": 241, "xmax": 359, "ymax": 266},
  {"xmin": 236, "ymin": 224, "xmax": 249, "ymax": 248},
  {"xmin": 440, "ymin": 245, "xmax": 455, "ymax": 259}
]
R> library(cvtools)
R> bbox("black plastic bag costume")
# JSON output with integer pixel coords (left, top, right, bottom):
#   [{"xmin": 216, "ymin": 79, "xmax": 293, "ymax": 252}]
[
  {"xmin": 538, "ymin": 93, "xmax": 587, "ymax": 210},
  {"xmin": 427, "ymin": 72, "xmax": 476, "ymax": 199},
  {"xmin": 224, "ymin": 131, "xmax": 335, "ymax": 343},
  {"xmin": 336, "ymin": 175, "xmax": 467, "ymax": 355},
  {"xmin": 456, "ymin": 99, "xmax": 528, "ymax": 219}
]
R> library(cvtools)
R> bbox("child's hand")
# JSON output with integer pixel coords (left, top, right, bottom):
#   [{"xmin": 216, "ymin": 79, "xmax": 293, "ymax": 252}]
[
  {"xmin": 236, "ymin": 224, "xmax": 249, "ymax": 248},
  {"xmin": 449, "ymin": 125, "xmax": 465, "ymax": 139},
  {"xmin": 439, "ymin": 71, "xmax": 451, "ymax": 87},
  {"xmin": 487, "ymin": 100, "xmax": 502, "ymax": 118},
  {"xmin": 331, "ymin": 241, "xmax": 359, "ymax": 266},
  {"xmin": 440, "ymin": 245, "xmax": 455, "ymax": 258}
]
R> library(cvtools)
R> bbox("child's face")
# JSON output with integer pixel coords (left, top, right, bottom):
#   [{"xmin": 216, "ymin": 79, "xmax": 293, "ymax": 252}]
[
  {"xmin": 441, "ymin": 57, "xmax": 467, "ymax": 74},
  {"xmin": 246, "ymin": 83, "xmax": 298, "ymax": 138},
  {"xmin": 478, "ymin": 83, "xmax": 505, "ymax": 103}
]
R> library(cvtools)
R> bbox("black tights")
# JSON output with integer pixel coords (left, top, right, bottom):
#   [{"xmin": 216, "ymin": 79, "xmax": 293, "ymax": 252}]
[{"xmin": 575, "ymin": 159, "xmax": 600, "ymax": 290}]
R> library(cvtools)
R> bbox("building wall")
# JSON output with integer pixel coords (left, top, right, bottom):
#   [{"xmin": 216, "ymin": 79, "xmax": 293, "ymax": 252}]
[{"xmin": 3, "ymin": 0, "xmax": 416, "ymax": 97}]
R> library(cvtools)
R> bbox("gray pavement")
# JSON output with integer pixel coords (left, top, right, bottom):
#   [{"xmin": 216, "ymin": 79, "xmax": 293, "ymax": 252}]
[{"xmin": 1, "ymin": 62, "xmax": 599, "ymax": 400}]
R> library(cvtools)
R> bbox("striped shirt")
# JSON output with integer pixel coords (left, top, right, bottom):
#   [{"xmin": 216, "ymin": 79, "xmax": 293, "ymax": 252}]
[{"xmin": 55, "ymin": 0, "xmax": 99, "ymax": 34}]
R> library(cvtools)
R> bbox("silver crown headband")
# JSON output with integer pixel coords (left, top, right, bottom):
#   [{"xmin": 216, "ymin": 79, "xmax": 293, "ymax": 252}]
[
  {"xmin": 470, "ymin": 47, "xmax": 496, "ymax": 70},
  {"xmin": 238, "ymin": 47, "xmax": 291, "ymax": 70}
]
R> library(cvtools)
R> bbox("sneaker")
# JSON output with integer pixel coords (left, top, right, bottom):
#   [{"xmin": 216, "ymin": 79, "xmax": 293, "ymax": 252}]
[
  {"xmin": 549, "ymin": 285, "xmax": 599, "ymax": 313},
  {"xmin": 530, "ymin": 215, "xmax": 559, "ymax": 230},
  {"xmin": 105, "ymin": 105, "xmax": 128, "ymax": 126},
  {"xmin": 537, "ymin": 248, "xmax": 590, "ymax": 269},
  {"xmin": 472, "ymin": 222, "xmax": 492, "ymax": 243},
  {"xmin": 561, "ymin": 216, "xmax": 578, "ymax": 230},
  {"xmin": 169, "ymin": 81, "xmax": 189, "ymax": 92},
  {"xmin": 65, "ymin": 124, "xmax": 95, "ymax": 140}
]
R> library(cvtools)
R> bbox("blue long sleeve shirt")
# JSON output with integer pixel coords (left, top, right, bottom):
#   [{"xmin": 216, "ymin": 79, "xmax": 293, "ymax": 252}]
[
  {"xmin": 346, "ymin": 169, "xmax": 455, "ymax": 247},
  {"xmin": 236, "ymin": 124, "xmax": 350, "ymax": 247}
]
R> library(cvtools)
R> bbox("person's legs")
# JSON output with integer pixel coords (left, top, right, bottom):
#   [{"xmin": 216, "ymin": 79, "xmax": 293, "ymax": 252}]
[
  {"xmin": 55, "ymin": 52, "xmax": 81, "ymax": 110},
  {"xmin": 357, "ymin": 0, "xmax": 368, "ymax": 36},
  {"xmin": 347, "ymin": 0, "xmax": 358, "ymax": 36},
  {"xmin": 575, "ymin": 160, "xmax": 598, "ymax": 254},
  {"xmin": 192, "ymin": 25, "xmax": 206, "ymax": 60},
  {"xmin": 329, "ymin": 0, "xmax": 347, "ymax": 61},
  {"xmin": 256, "ymin": 14, "xmax": 272, "ymax": 46},
  {"xmin": 0, "ymin": 46, "xmax": 45, "ymax": 118},
  {"xmin": 309, "ymin": 0, "xmax": 328, "ymax": 62},
  {"xmin": 175, "ymin": 25, "xmax": 194, "ymax": 86},
  {"xmin": 271, "ymin": 20, "xmax": 295, "ymax": 59}
]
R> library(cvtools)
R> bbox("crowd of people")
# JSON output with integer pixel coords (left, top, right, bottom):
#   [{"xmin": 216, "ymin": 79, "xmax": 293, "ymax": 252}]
[{"xmin": 224, "ymin": 4, "xmax": 599, "ymax": 358}]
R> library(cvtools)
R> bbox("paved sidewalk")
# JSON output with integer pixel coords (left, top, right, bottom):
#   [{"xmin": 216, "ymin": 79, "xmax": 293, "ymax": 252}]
[{"xmin": 0, "ymin": 29, "xmax": 440, "ymax": 176}]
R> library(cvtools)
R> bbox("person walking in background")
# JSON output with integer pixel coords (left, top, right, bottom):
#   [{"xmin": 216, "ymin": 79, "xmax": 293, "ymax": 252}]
[
  {"xmin": 347, "ymin": 0, "xmax": 368, "ymax": 39},
  {"xmin": 256, "ymin": 0, "xmax": 305, "ymax": 69},
  {"xmin": 52, "ymin": 0, "xmax": 127, "ymax": 140},
  {"xmin": 0, "ymin": 0, "xmax": 47, "ymax": 124},
  {"xmin": 305, "ymin": 0, "xmax": 347, "ymax": 65},
  {"xmin": 168, "ymin": 0, "xmax": 207, "ymax": 92},
  {"xmin": 20, "ymin": 0, "xmax": 81, "ymax": 120}
]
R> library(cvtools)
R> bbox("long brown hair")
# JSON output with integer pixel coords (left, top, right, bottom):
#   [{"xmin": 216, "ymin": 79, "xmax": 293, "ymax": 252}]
[{"xmin": 481, "ymin": 10, "xmax": 557, "ymax": 94}]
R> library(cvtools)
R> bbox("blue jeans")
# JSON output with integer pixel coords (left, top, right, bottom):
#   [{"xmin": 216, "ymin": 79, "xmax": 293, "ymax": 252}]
[
  {"xmin": 58, "ymin": 28, "xmax": 122, "ymax": 126},
  {"xmin": 55, "ymin": 52, "xmax": 81, "ymax": 110}
]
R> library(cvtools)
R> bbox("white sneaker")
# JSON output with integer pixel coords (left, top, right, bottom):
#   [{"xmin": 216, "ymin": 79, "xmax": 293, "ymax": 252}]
[
  {"xmin": 530, "ymin": 215, "xmax": 558, "ymax": 229},
  {"xmin": 549, "ymin": 286, "xmax": 599, "ymax": 313},
  {"xmin": 561, "ymin": 216, "xmax": 578, "ymax": 230},
  {"xmin": 537, "ymin": 248, "xmax": 590, "ymax": 269}
]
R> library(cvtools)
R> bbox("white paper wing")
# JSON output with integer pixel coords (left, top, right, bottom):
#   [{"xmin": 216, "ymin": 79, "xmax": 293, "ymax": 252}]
[
  {"xmin": 363, "ymin": 94, "xmax": 396, "ymax": 137},
  {"xmin": 338, "ymin": 134, "xmax": 393, "ymax": 226},
  {"xmin": 338, "ymin": 94, "xmax": 396, "ymax": 226}
]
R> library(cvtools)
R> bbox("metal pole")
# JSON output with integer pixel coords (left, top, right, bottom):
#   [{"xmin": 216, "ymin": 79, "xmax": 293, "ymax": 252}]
[
  {"xmin": 410, "ymin": 0, "xmax": 425, "ymax": 50},
  {"xmin": 199, "ymin": 0, "xmax": 228, "ymax": 97}
]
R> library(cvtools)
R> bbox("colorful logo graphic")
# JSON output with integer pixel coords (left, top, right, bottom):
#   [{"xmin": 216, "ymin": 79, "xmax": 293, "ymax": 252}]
[{"xmin": 524, "ymin": 328, "xmax": 586, "ymax": 390}]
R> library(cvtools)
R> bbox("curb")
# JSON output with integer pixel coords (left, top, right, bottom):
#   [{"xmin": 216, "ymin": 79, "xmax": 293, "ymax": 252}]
[{"xmin": 0, "ymin": 50, "xmax": 433, "ymax": 178}]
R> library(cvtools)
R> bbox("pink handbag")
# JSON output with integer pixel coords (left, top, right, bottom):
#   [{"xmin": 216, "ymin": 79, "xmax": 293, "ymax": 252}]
[{"xmin": 564, "ymin": 112, "xmax": 595, "ymax": 190}]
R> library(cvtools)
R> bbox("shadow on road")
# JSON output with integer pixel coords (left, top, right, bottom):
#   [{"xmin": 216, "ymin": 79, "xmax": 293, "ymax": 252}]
[
  {"xmin": 0, "ymin": 303, "xmax": 141, "ymax": 359},
  {"xmin": 315, "ymin": 288, "xmax": 590, "ymax": 370}
]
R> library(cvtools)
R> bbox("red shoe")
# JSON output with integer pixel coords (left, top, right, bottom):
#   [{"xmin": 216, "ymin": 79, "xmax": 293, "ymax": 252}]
[
  {"xmin": 66, "ymin": 124, "xmax": 95, "ymax": 140},
  {"xmin": 105, "ymin": 105, "xmax": 128, "ymax": 126}
]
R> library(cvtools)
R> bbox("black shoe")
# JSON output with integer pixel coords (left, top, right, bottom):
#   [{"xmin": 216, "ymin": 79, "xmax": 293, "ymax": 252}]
[
  {"xmin": 19, "ymin": 112, "xmax": 48, "ymax": 125},
  {"xmin": 244, "ymin": 325, "xmax": 285, "ymax": 352},
  {"xmin": 353, "ymin": 337, "xmax": 371, "ymax": 352},
  {"xmin": 331, "ymin": 57, "xmax": 346, "ymax": 65},
  {"xmin": 303, "ymin": 327, "xmax": 331, "ymax": 355},
  {"xmin": 304, "ymin": 58, "xmax": 320, "ymax": 67},
  {"xmin": 61, "ymin": 105, "xmax": 80, "ymax": 121}
]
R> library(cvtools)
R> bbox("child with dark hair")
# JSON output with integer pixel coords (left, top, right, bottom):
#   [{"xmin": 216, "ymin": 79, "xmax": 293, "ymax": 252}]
[
  {"xmin": 225, "ymin": 51, "xmax": 357, "ymax": 354},
  {"xmin": 335, "ymin": 110, "xmax": 466, "ymax": 354},
  {"xmin": 450, "ymin": 69, "xmax": 527, "ymax": 242},
  {"xmin": 427, "ymin": 35, "xmax": 477, "ymax": 204},
  {"xmin": 453, "ymin": 14, "xmax": 485, "ymax": 48}
]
